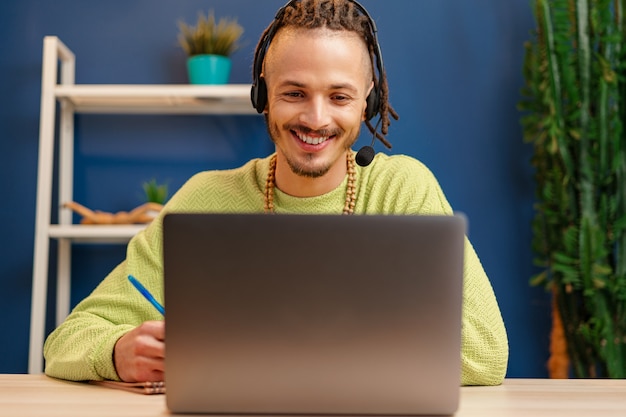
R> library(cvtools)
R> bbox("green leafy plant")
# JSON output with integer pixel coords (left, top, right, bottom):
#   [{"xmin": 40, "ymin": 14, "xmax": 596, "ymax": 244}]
[
  {"xmin": 519, "ymin": 0, "xmax": 626, "ymax": 378},
  {"xmin": 142, "ymin": 179, "xmax": 169, "ymax": 205},
  {"xmin": 177, "ymin": 10, "xmax": 244, "ymax": 57}
]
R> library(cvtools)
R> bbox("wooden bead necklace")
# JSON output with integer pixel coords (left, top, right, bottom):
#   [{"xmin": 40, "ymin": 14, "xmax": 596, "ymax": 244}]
[{"xmin": 264, "ymin": 152, "xmax": 357, "ymax": 215}]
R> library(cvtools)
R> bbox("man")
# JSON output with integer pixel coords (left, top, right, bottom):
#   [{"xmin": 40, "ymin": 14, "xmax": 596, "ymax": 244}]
[{"xmin": 44, "ymin": 0, "xmax": 508, "ymax": 386}]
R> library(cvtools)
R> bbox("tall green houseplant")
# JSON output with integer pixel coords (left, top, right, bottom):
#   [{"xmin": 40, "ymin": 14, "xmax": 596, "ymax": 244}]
[{"xmin": 520, "ymin": 0, "xmax": 626, "ymax": 378}]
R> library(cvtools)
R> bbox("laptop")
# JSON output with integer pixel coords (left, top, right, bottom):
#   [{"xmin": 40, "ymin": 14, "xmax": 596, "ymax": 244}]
[{"xmin": 163, "ymin": 213, "xmax": 466, "ymax": 415}]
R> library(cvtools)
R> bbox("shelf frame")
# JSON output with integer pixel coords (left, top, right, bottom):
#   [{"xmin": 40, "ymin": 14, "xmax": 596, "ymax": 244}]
[{"xmin": 28, "ymin": 35, "xmax": 257, "ymax": 373}]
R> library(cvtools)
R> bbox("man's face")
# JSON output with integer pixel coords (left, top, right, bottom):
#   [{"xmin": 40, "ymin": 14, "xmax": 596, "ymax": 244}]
[{"xmin": 263, "ymin": 27, "xmax": 372, "ymax": 178}]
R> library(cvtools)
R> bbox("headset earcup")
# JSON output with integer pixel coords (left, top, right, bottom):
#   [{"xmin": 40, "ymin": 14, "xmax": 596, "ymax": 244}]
[
  {"xmin": 365, "ymin": 89, "xmax": 379, "ymax": 121},
  {"xmin": 250, "ymin": 78, "xmax": 268, "ymax": 113}
]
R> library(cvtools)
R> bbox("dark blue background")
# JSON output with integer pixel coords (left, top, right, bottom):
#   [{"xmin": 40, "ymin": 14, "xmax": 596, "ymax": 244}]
[{"xmin": 0, "ymin": 0, "xmax": 548, "ymax": 377}]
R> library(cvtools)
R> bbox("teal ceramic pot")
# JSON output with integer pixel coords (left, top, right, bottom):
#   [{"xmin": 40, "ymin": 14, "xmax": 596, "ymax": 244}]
[{"xmin": 187, "ymin": 54, "xmax": 232, "ymax": 85}]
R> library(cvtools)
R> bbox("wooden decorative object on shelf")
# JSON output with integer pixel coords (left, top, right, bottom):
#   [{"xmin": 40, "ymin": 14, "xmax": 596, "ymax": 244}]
[{"xmin": 64, "ymin": 201, "xmax": 163, "ymax": 225}]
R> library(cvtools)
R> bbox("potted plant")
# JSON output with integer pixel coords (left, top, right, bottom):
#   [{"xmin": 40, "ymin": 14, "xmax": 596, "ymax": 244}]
[
  {"xmin": 140, "ymin": 178, "xmax": 169, "ymax": 221},
  {"xmin": 142, "ymin": 178, "xmax": 169, "ymax": 205},
  {"xmin": 177, "ymin": 10, "xmax": 244, "ymax": 84},
  {"xmin": 519, "ymin": 0, "xmax": 626, "ymax": 378}
]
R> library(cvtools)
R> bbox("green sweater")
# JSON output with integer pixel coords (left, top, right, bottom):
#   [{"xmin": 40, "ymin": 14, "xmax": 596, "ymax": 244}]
[{"xmin": 44, "ymin": 152, "xmax": 508, "ymax": 386}]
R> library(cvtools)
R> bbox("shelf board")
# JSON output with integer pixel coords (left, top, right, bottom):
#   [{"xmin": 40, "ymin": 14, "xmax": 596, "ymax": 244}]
[
  {"xmin": 48, "ymin": 224, "xmax": 146, "ymax": 243},
  {"xmin": 54, "ymin": 84, "xmax": 258, "ymax": 115}
]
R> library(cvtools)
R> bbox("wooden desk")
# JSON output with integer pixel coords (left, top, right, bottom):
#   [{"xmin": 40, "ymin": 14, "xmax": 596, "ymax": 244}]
[{"xmin": 1, "ymin": 374, "xmax": 625, "ymax": 416}]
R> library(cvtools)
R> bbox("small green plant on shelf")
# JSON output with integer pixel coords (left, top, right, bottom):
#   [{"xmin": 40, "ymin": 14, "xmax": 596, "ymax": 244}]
[
  {"xmin": 142, "ymin": 179, "xmax": 169, "ymax": 205},
  {"xmin": 177, "ymin": 10, "xmax": 244, "ymax": 57}
]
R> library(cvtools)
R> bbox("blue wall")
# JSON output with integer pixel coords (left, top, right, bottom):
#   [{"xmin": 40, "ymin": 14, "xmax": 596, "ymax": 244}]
[{"xmin": 0, "ymin": 0, "xmax": 549, "ymax": 377}]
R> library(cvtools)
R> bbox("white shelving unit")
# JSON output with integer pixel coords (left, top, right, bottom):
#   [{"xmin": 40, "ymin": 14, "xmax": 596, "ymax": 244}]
[{"xmin": 29, "ymin": 36, "xmax": 257, "ymax": 373}]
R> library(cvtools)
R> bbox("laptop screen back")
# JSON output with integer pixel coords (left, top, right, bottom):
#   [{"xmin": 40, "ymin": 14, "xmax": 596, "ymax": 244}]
[{"xmin": 163, "ymin": 213, "xmax": 465, "ymax": 415}]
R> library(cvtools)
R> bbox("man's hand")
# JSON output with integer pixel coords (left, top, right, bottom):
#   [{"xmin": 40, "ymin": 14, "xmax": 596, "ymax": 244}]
[{"xmin": 113, "ymin": 321, "xmax": 165, "ymax": 382}]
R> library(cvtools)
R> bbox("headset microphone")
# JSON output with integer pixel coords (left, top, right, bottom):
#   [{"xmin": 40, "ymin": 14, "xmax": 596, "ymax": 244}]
[
  {"xmin": 355, "ymin": 143, "xmax": 376, "ymax": 167},
  {"xmin": 355, "ymin": 115, "xmax": 383, "ymax": 167}
]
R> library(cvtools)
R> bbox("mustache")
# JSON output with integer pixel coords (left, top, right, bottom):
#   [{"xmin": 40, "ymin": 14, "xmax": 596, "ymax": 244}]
[{"xmin": 285, "ymin": 124, "xmax": 343, "ymax": 138}]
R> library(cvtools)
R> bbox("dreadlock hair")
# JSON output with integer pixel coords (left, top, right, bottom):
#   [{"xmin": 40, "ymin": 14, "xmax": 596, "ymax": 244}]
[{"xmin": 252, "ymin": 0, "xmax": 399, "ymax": 149}]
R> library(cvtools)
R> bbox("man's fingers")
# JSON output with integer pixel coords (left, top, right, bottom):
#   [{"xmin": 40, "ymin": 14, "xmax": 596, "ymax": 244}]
[
  {"xmin": 140, "ymin": 320, "xmax": 165, "ymax": 341},
  {"xmin": 114, "ymin": 321, "xmax": 166, "ymax": 382}
]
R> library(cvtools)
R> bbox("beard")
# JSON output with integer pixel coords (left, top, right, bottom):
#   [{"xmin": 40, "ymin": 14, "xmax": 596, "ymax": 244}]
[{"xmin": 265, "ymin": 116, "xmax": 360, "ymax": 178}]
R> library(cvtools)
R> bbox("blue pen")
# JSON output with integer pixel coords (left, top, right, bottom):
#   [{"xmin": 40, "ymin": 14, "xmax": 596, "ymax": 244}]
[{"xmin": 128, "ymin": 275, "xmax": 165, "ymax": 316}]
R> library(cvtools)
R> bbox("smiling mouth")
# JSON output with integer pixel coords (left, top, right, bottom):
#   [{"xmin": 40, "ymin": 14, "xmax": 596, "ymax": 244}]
[
  {"xmin": 293, "ymin": 129, "xmax": 337, "ymax": 146},
  {"xmin": 295, "ymin": 131, "xmax": 329, "ymax": 145}
]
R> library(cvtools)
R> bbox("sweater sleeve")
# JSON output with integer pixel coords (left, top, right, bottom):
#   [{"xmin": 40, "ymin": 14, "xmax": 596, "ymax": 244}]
[
  {"xmin": 420, "ymin": 163, "xmax": 509, "ymax": 385},
  {"xmin": 43, "ymin": 258, "xmax": 162, "ymax": 381},
  {"xmin": 43, "ymin": 198, "xmax": 168, "ymax": 381},
  {"xmin": 458, "ymin": 238, "xmax": 509, "ymax": 385},
  {"xmin": 365, "ymin": 154, "xmax": 509, "ymax": 385}
]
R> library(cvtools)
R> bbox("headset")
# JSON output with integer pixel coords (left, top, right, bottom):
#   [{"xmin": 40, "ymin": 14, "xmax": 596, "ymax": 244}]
[{"xmin": 250, "ymin": 0, "xmax": 385, "ymax": 122}]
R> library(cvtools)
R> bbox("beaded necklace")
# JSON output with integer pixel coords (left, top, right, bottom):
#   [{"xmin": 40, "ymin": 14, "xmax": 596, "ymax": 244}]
[{"xmin": 263, "ymin": 152, "xmax": 357, "ymax": 214}]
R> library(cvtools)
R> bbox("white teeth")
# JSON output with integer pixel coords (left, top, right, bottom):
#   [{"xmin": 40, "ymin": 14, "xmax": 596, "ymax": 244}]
[{"xmin": 296, "ymin": 132, "xmax": 329, "ymax": 145}]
